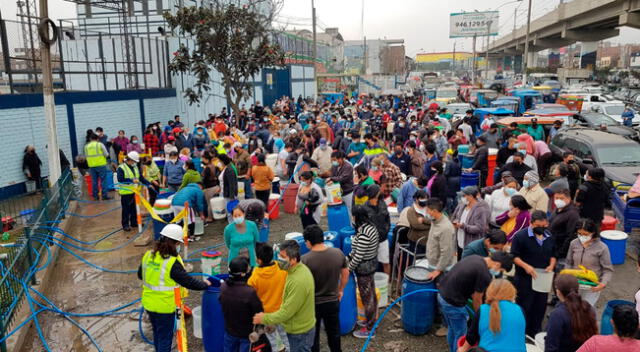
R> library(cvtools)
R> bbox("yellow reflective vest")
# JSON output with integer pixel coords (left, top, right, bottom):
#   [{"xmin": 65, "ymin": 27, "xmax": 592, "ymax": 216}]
[
  {"xmin": 84, "ymin": 141, "xmax": 107, "ymax": 168},
  {"xmin": 140, "ymin": 250, "xmax": 184, "ymax": 314},
  {"xmin": 118, "ymin": 163, "xmax": 140, "ymax": 195}
]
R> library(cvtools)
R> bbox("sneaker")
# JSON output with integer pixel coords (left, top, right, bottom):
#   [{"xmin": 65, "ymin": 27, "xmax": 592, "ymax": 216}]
[
  {"xmin": 123, "ymin": 226, "xmax": 131, "ymax": 232},
  {"xmin": 356, "ymin": 320, "xmax": 366, "ymax": 328},
  {"xmin": 434, "ymin": 326, "xmax": 448, "ymax": 337},
  {"xmin": 352, "ymin": 327, "xmax": 374, "ymax": 339},
  {"xmin": 188, "ymin": 237, "xmax": 196, "ymax": 242}
]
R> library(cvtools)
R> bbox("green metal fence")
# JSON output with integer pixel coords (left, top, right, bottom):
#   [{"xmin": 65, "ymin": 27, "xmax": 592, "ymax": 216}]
[{"xmin": 0, "ymin": 168, "xmax": 73, "ymax": 352}]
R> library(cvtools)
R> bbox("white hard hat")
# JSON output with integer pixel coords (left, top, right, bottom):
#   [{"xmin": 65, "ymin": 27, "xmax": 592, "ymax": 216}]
[
  {"xmin": 127, "ymin": 151, "xmax": 140, "ymax": 162},
  {"xmin": 159, "ymin": 224, "xmax": 184, "ymax": 243}
]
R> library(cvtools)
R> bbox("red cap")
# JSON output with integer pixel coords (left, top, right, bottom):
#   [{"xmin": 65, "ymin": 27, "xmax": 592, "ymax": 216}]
[
  {"xmin": 168, "ymin": 135, "xmax": 176, "ymax": 141},
  {"xmin": 172, "ymin": 127, "xmax": 182, "ymax": 134}
]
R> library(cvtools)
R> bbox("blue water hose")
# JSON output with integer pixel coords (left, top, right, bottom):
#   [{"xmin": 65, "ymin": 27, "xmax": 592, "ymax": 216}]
[
  {"xmin": 359, "ymin": 288, "xmax": 440, "ymax": 352},
  {"xmin": 38, "ymin": 225, "xmax": 123, "ymax": 245}
]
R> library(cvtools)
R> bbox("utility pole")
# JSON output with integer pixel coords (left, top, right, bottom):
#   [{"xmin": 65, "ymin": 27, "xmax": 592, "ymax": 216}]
[
  {"xmin": 39, "ymin": 0, "xmax": 62, "ymax": 183},
  {"xmin": 472, "ymin": 34, "xmax": 477, "ymax": 85},
  {"xmin": 513, "ymin": 7, "xmax": 517, "ymax": 32},
  {"xmin": 485, "ymin": 27, "xmax": 490, "ymax": 80},
  {"xmin": 452, "ymin": 41, "xmax": 456, "ymax": 73},
  {"xmin": 311, "ymin": 0, "xmax": 317, "ymax": 102},
  {"xmin": 522, "ymin": 0, "xmax": 533, "ymax": 85}
]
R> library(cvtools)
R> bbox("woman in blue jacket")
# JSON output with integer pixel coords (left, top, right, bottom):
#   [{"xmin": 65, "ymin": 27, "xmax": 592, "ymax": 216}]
[{"xmin": 459, "ymin": 279, "xmax": 526, "ymax": 352}]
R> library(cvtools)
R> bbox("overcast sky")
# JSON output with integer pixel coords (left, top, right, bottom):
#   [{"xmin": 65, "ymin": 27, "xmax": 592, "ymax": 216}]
[{"xmin": 3, "ymin": 0, "xmax": 639, "ymax": 56}]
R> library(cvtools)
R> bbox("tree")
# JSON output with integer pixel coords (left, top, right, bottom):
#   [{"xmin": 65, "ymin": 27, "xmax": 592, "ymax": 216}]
[{"xmin": 164, "ymin": 0, "xmax": 286, "ymax": 116}]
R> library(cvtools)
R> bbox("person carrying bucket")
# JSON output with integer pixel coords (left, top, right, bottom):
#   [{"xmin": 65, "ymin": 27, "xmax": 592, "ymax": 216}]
[{"xmin": 138, "ymin": 224, "xmax": 211, "ymax": 352}]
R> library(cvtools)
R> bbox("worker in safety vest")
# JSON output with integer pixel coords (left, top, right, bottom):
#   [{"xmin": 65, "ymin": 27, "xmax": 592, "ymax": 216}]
[
  {"xmin": 138, "ymin": 224, "xmax": 211, "ymax": 352},
  {"xmin": 84, "ymin": 133, "xmax": 111, "ymax": 201},
  {"xmin": 116, "ymin": 151, "xmax": 147, "ymax": 231}
]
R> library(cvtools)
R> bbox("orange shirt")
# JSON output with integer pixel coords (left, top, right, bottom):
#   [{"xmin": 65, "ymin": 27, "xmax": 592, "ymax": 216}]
[{"xmin": 251, "ymin": 165, "xmax": 274, "ymax": 191}]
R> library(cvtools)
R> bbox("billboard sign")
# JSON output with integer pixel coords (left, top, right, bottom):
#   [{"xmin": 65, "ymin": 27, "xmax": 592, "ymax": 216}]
[{"xmin": 450, "ymin": 11, "xmax": 499, "ymax": 38}]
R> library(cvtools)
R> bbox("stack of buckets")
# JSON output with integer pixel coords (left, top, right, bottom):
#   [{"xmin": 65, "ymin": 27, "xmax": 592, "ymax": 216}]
[
  {"xmin": 285, "ymin": 232, "xmax": 308, "ymax": 255},
  {"xmin": 152, "ymin": 199, "xmax": 174, "ymax": 240}
]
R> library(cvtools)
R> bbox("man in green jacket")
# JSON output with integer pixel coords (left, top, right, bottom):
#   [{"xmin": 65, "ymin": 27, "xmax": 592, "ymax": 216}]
[{"xmin": 254, "ymin": 240, "xmax": 316, "ymax": 351}]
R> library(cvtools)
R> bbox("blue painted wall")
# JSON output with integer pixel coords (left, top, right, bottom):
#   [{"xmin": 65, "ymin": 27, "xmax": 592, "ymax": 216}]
[{"xmin": 0, "ymin": 89, "xmax": 177, "ymax": 198}]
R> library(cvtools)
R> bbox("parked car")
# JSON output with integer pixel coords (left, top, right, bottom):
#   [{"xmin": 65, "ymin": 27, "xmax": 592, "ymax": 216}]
[
  {"xmin": 549, "ymin": 128, "xmax": 640, "ymax": 186},
  {"xmin": 590, "ymin": 102, "xmax": 640, "ymax": 125},
  {"xmin": 573, "ymin": 112, "xmax": 638, "ymax": 138},
  {"xmin": 445, "ymin": 102, "xmax": 473, "ymax": 119}
]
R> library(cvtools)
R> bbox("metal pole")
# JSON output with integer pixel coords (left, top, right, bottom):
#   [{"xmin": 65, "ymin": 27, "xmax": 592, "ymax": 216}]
[
  {"xmin": 452, "ymin": 41, "xmax": 456, "ymax": 73},
  {"xmin": 522, "ymin": 0, "xmax": 532, "ymax": 85},
  {"xmin": 485, "ymin": 28, "xmax": 490, "ymax": 80},
  {"xmin": 311, "ymin": 0, "xmax": 317, "ymax": 102},
  {"xmin": 513, "ymin": 7, "xmax": 517, "ymax": 32},
  {"xmin": 472, "ymin": 34, "xmax": 477, "ymax": 85},
  {"xmin": 40, "ymin": 0, "xmax": 62, "ymax": 184}
]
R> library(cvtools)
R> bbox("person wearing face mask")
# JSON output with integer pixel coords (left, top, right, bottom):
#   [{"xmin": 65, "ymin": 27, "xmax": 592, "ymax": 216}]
[
  {"xmin": 480, "ymin": 123, "xmax": 501, "ymax": 149},
  {"xmin": 296, "ymin": 171, "xmax": 325, "ymax": 228},
  {"xmin": 437, "ymin": 251, "xmax": 514, "ymax": 352},
  {"xmin": 424, "ymin": 198, "xmax": 455, "ymax": 281},
  {"xmin": 393, "ymin": 118, "xmax": 410, "ymax": 142},
  {"xmin": 117, "ymin": 151, "xmax": 148, "ymax": 232},
  {"xmin": 527, "ymin": 118, "xmax": 545, "ymax": 141},
  {"xmin": 547, "ymin": 164, "xmax": 570, "ymax": 198},
  {"xmin": 112, "ymin": 129, "xmax": 130, "ymax": 156},
  {"xmin": 406, "ymin": 191, "xmax": 431, "ymax": 259},
  {"xmin": 488, "ymin": 176, "xmax": 519, "ymax": 221},
  {"xmin": 462, "ymin": 229, "xmax": 508, "ymax": 259},
  {"xmin": 565, "ymin": 218, "xmax": 613, "ymax": 306},
  {"xmin": 496, "ymin": 194, "xmax": 532, "ymax": 242},
  {"xmin": 162, "ymin": 151, "xmax": 185, "ymax": 192},
  {"xmin": 562, "ymin": 152, "xmax": 581, "ymax": 198},
  {"xmin": 575, "ymin": 168, "xmax": 610, "ymax": 227},
  {"xmin": 346, "ymin": 130, "xmax": 366, "ymax": 165},
  {"xmin": 500, "ymin": 152, "xmax": 532, "ymax": 186},
  {"xmin": 452, "ymin": 186, "xmax": 491, "ymax": 259},
  {"xmin": 311, "ymin": 138, "xmax": 333, "ymax": 175},
  {"xmin": 549, "ymin": 189, "xmax": 581, "ymax": 261},
  {"xmin": 362, "ymin": 133, "xmax": 385, "ymax": 169},
  {"xmin": 253, "ymin": 240, "xmax": 316, "ymax": 350},
  {"xmin": 224, "ymin": 207, "xmax": 260, "ymax": 266},
  {"xmin": 138, "ymin": 224, "xmax": 211, "ymax": 352},
  {"xmin": 389, "ymin": 141, "xmax": 411, "ymax": 176},
  {"xmin": 141, "ymin": 156, "xmax": 161, "ymax": 206},
  {"xmin": 519, "ymin": 170, "xmax": 548, "ymax": 213},
  {"xmin": 511, "ymin": 210, "xmax": 557, "ymax": 337},
  {"xmin": 506, "ymin": 142, "xmax": 538, "ymax": 172},
  {"xmin": 467, "ymin": 135, "xmax": 489, "ymax": 187},
  {"xmin": 326, "ymin": 151, "xmax": 355, "ymax": 216}
]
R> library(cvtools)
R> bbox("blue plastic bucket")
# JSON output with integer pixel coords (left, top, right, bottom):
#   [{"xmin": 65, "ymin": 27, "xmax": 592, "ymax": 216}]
[
  {"xmin": 600, "ymin": 231, "xmax": 628, "ymax": 265},
  {"xmin": 458, "ymin": 144, "xmax": 470, "ymax": 154},
  {"xmin": 460, "ymin": 155, "xmax": 474, "ymax": 169},
  {"xmin": 460, "ymin": 172, "xmax": 479, "ymax": 190},
  {"xmin": 152, "ymin": 212, "xmax": 174, "ymax": 241},
  {"xmin": 600, "ymin": 300, "xmax": 635, "ymax": 335},
  {"xmin": 328, "ymin": 204, "xmax": 351, "ymax": 233},
  {"xmin": 339, "ymin": 274, "xmax": 357, "ymax": 335},
  {"xmin": 324, "ymin": 231, "xmax": 340, "ymax": 249},
  {"xmin": 202, "ymin": 274, "xmax": 229, "ymax": 352},
  {"xmin": 402, "ymin": 266, "xmax": 437, "ymax": 335}
]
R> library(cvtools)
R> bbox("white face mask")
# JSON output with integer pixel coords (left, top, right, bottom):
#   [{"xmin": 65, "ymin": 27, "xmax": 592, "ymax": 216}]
[
  {"xmin": 554, "ymin": 199, "xmax": 567, "ymax": 209},
  {"xmin": 578, "ymin": 235, "xmax": 591, "ymax": 244}
]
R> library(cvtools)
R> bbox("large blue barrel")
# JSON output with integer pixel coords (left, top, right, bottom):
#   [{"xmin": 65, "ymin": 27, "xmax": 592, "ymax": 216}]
[
  {"xmin": 202, "ymin": 274, "xmax": 229, "ymax": 352},
  {"xmin": 324, "ymin": 231, "xmax": 341, "ymax": 249},
  {"xmin": 152, "ymin": 212, "xmax": 174, "ymax": 241},
  {"xmin": 460, "ymin": 172, "xmax": 480, "ymax": 190},
  {"xmin": 459, "ymin": 154, "xmax": 474, "ymax": 169},
  {"xmin": 259, "ymin": 219, "xmax": 270, "ymax": 243},
  {"xmin": 402, "ymin": 266, "xmax": 437, "ymax": 335},
  {"xmin": 339, "ymin": 227, "xmax": 355, "ymax": 249},
  {"xmin": 104, "ymin": 169, "xmax": 114, "ymax": 191},
  {"xmin": 328, "ymin": 204, "xmax": 351, "ymax": 233},
  {"xmin": 339, "ymin": 274, "xmax": 357, "ymax": 335},
  {"xmin": 600, "ymin": 300, "xmax": 635, "ymax": 335},
  {"xmin": 342, "ymin": 236, "xmax": 353, "ymax": 256}
]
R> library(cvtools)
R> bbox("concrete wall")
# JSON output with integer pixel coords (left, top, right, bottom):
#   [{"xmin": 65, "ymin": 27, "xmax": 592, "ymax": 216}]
[{"xmin": 0, "ymin": 89, "xmax": 177, "ymax": 198}]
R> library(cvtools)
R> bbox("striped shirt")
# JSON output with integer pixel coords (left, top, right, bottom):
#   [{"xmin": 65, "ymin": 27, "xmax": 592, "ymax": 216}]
[{"xmin": 348, "ymin": 223, "xmax": 380, "ymax": 272}]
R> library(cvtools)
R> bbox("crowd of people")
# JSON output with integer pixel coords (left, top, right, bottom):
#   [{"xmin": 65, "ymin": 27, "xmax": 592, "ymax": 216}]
[{"xmin": 86, "ymin": 94, "xmax": 640, "ymax": 352}]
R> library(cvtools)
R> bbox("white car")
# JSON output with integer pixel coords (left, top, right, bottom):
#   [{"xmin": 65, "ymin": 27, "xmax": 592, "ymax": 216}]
[
  {"xmin": 445, "ymin": 103, "xmax": 473, "ymax": 119},
  {"xmin": 591, "ymin": 102, "xmax": 640, "ymax": 125}
]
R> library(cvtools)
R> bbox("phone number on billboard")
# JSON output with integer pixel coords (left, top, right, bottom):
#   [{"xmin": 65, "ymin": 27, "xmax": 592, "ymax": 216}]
[{"xmin": 454, "ymin": 20, "xmax": 494, "ymax": 28}]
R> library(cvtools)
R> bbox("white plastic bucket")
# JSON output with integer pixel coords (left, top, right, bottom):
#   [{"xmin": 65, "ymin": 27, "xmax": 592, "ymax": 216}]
[
  {"xmin": 374, "ymin": 272, "xmax": 389, "ymax": 307},
  {"xmin": 532, "ymin": 269, "xmax": 554, "ymax": 293},
  {"xmin": 200, "ymin": 251, "xmax": 222, "ymax": 276},
  {"xmin": 534, "ymin": 332, "xmax": 546, "ymax": 350},
  {"xmin": 266, "ymin": 153, "xmax": 278, "ymax": 170},
  {"xmin": 194, "ymin": 217, "xmax": 204, "ymax": 236},
  {"xmin": 210, "ymin": 197, "xmax": 226, "ymax": 220},
  {"xmin": 325, "ymin": 183, "xmax": 342, "ymax": 205},
  {"xmin": 192, "ymin": 306, "xmax": 202, "ymax": 339},
  {"xmin": 415, "ymin": 259, "xmax": 429, "ymax": 269}
]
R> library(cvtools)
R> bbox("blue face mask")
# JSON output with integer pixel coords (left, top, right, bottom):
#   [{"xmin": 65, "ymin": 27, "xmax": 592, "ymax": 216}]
[
  {"xmin": 233, "ymin": 216, "xmax": 244, "ymax": 225},
  {"xmin": 489, "ymin": 269, "xmax": 500, "ymax": 277},
  {"xmin": 488, "ymin": 247, "xmax": 497, "ymax": 254},
  {"xmin": 505, "ymin": 187, "xmax": 517, "ymax": 196},
  {"xmin": 332, "ymin": 161, "xmax": 339, "ymax": 167},
  {"xmin": 523, "ymin": 180, "xmax": 531, "ymax": 189}
]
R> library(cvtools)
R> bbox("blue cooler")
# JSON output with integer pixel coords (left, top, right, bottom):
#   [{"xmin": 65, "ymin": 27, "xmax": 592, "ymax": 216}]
[
  {"xmin": 402, "ymin": 266, "xmax": 437, "ymax": 335},
  {"xmin": 259, "ymin": 218, "xmax": 270, "ymax": 243},
  {"xmin": 203, "ymin": 274, "xmax": 228, "ymax": 352},
  {"xmin": 600, "ymin": 230, "xmax": 628, "ymax": 265},
  {"xmin": 328, "ymin": 204, "xmax": 351, "ymax": 233}
]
